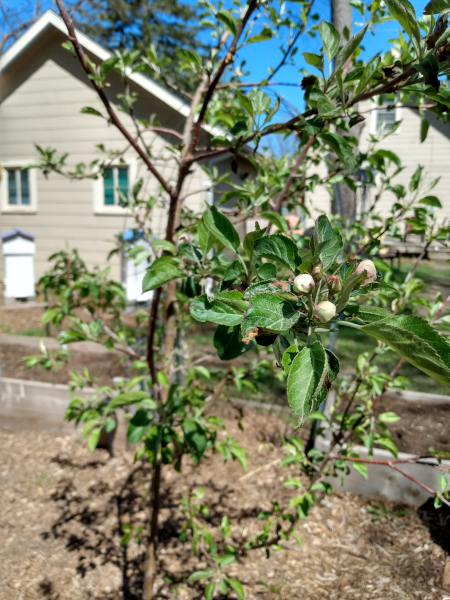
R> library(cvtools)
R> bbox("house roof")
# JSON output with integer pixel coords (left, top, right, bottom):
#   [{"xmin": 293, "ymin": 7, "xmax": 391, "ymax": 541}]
[
  {"xmin": 0, "ymin": 10, "xmax": 193, "ymax": 119},
  {"xmin": 0, "ymin": 9, "xmax": 240, "ymax": 149}
]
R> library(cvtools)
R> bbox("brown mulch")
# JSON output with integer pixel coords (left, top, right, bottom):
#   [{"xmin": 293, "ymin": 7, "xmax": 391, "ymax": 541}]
[
  {"xmin": 0, "ymin": 403, "xmax": 449, "ymax": 600},
  {"xmin": 374, "ymin": 398, "xmax": 450, "ymax": 456}
]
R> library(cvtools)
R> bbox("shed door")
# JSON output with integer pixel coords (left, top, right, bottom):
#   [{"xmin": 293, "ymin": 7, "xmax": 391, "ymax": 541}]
[{"xmin": 5, "ymin": 255, "xmax": 35, "ymax": 298}]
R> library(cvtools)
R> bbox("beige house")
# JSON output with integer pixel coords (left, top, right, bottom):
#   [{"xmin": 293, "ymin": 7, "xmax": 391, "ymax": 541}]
[
  {"xmin": 309, "ymin": 100, "xmax": 450, "ymax": 229},
  {"xmin": 0, "ymin": 11, "xmax": 248, "ymax": 297}
]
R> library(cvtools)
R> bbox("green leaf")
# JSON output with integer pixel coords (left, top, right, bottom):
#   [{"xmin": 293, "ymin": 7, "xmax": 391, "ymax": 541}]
[
  {"xmin": 378, "ymin": 411, "xmax": 401, "ymax": 423},
  {"xmin": 81, "ymin": 106, "xmax": 103, "ymax": 117},
  {"xmin": 254, "ymin": 234, "xmax": 300, "ymax": 272},
  {"xmin": 142, "ymin": 256, "xmax": 185, "ymax": 292},
  {"xmin": 424, "ymin": 0, "xmax": 450, "ymax": 14},
  {"xmin": 205, "ymin": 581, "xmax": 216, "ymax": 600},
  {"xmin": 385, "ymin": 0, "xmax": 421, "ymax": 44},
  {"xmin": 198, "ymin": 216, "xmax": 215, "ymax": 255},
  {"xmin": 353, "ymin": 461, "xmax": 369, "ymax": 479},
  {"xmin": 344, "ymin": 304, "xmax": 391, "ymax": 322},
  {"xmin": 335, "ymin": 25, "xmax": 368, "ymax": 70},
  {"xmin": 439, "ymin": 473, "xmax": 448, "ymax": 491},
  {"xmin": 302, "ymin": 52, "xmax": 322, "ymax": 69},
  {"xmin": 319, "ymin": 20, "xmax": 341, "ymax": 61},
  {"xmin": 376, "ymin": 437, "xmax": 398, "ymax": 458},
  {"xmin": 242, "ymin": 294, "xmax": 300, "ymax": 336},
  {"xmin": 127, "ymin": 410, "xmax": 153, "ymax": 443},
  {"xmin": 273, "ymin": 334, "xmax": 290, "ymax": 366},
  {"xmin": 320, "ymin": 132, "xmax": 356, "ymax": 173},
  {"xmin": 362, "ymin": 315, "xmax": 450, "ymax": 388},
  {"xmin": 247, "ymin": 27, "xmax": 273, "ymax": 44},
  {"xmin": 422, "ymin": 84, "xmax": 450, "ymax": 108},
  {"xmin": 88, "ymin": 427, "xmax": 101, "ymax": 452},
  {"xmin": 283, "ymin": 343, "xmax": 303, "ymax": 374},
  {"xmin": 182, "ymin": 418, "xmax": 207, "ymax": 458},
  {"xmin": 419, "ymin": 195, "xmax": 442, "ymax": 208},
  {"xmin": 287, "ymin": 341, "xmax": 328, "ymax": 428},
  {"xmin": 213, "ymin": 291, "xmax": 249, "ymax": 312},
  {"xmin": 107, "ymin": 391, "xmax": 156, "ymax": 411},
  {"xmin": 190, "ymin": 294, "xmax": 243, "ymax": 326},
  {"xmin": 415, "ymin": 55, "xmax": 440, "ymax": 90},
  {"xmin": 355, "ymin": 55, "xmax": 381, "ymax": 96},
  {"xmin": 226, "ymin": 578, "xmax": 245, "ymax": 600},
  {"xmin": 155, "ymin": 239, "xmax": 177, "ymax": 254},
  {"xmin": 216, "ymin": 9, "xmax": 237, "ymax": 35},
  {"xmin": 317, "ymin": 96, "xmax": 341, "ymax": 118},
  {"xmin": 204, "ymin": 205, "xmax": 240, "ymax": 254},
  {"xmin": 313, "ymin": 215, "xmax": 343, "ymax": 270},
  {"xmin": 187, "ymin": 569, "xmax": 215, "ymax": 582},
  {"xmin": 214, "ymin": 324, "xmax": 254, "ymax": 360},
  {"xmin": 420, "ymin": 118, "xmax": 430, "ymax": 143},
  {"xmin": 243, "ymin": 279, "xmax": 293, "ymax": 300},
  {"xmin": 243, "ymin": 227, "xmax": 267, "ymax": 257},
  {"xmin": 257, "ymin": 263, "xmax": 277, "ymax": 280},
  {"xmin": 261, "ymin": 211, "xmax": 288, "ymax": 232},
  {"xmin": 335, "ymin": 270, "xmax": 367, "ymax": 313},
  {"xmin": 102, "ymin": 56, "xmax": 119, "ymax": 76}
]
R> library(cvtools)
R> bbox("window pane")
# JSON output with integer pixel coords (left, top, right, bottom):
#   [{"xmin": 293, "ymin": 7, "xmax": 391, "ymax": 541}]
[
  {"xmin": 377, "ymin": 109, "xmax": 396, "ymax": 131},
  {"xmin": 20, "ymin": 170, "xmax": 30, "ymax": 205},
  {"xmin": 117, "ymin": 166, "xmax": 128, "ymax": 206},
  {"xmin": 8, "ymin": 170, "xmax": 18, "ymax": 204},
  {"xmin": 104, "ymin": 168, "xmax": 115, "ymax": 205}
]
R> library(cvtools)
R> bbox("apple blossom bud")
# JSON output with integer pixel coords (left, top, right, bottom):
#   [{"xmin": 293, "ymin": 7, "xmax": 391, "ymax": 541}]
[
  {"xmin": 313, "ymin": 301, "xmax": 336, "ymax": 323},
  {"xmin": 355, "ymin": 259, "xmax": 377, "ymax": 285},
  {"xmin": 327, "ymin": 275, "xmax": 342, "ymax": 295},
  {"xmin": 312, "ymin": 264, "xmax": 324, "ymax": 284},
  {"xmin": 293, "ymin": 273, "xmax": 315, "ymax": 295}
]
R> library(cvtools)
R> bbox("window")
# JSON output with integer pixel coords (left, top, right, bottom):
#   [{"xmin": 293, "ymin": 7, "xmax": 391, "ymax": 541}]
[
  {"xmin": 103, "ymin": 166, "xmax": 128, "ymax": 206},
  {"xmin": 7, "ymin": 169, "xmax": 31, "ymax": 205},
  {"xmin": 0, "ymin": 163, "xmax": 37, "ymax": 213},
  {"xmin": 376, "ymin": 98, "xmax": 398, "ymax": 132},
  {"xmin": 93, "ymin": 159, "xmax": 136, "ymax": 214}
]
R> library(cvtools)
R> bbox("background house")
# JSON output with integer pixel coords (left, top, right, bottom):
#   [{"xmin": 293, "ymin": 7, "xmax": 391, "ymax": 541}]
[
  {"xmin": 308, "ymin": 99, "xmax": 450, "ymax": 231},
  {"xmin": 0, "ymin": 11, "xmax": 249, "ymax": 299}
]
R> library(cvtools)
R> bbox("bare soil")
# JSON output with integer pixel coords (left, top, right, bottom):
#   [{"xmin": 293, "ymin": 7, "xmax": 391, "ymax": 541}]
[
  {"xmin": 374, "ymin": 398, "xmax": 450, "ymax": 456},
  {"xmin": 0, "ymin": 403, "xmax": 449, "ymax": 600}
]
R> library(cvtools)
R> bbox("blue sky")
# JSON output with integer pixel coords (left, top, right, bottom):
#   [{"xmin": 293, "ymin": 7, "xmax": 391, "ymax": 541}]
[{"xmin": 4, "ymin": 0, "xmax": 428, "ymax": 116}]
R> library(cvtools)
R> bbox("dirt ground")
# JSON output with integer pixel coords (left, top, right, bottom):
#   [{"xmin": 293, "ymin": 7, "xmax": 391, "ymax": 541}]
[
  {"xmin": 1, "ymin": 403, "xmax": 449, "ymax": 600},
  {"xmin": 374, "ymin": 398, "xmax": 450, "ymax": 456}
]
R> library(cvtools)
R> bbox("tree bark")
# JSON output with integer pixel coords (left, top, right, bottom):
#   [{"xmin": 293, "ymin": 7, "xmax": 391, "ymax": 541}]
[
  {"xmin": 143, "ymin": 459, "xmax": 162, "ymax": 600},
  {"xmin": 330, "ymin": 0, "xmax": 362, "ymax": 223}
]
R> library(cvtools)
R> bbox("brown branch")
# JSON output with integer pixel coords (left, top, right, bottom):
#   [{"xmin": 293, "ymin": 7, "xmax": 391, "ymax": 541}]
[
  {"xmin": 186, "ymin": 0, "xmax": 260, "ymax": 157},
  {"xmin": 266, "ymin": 135, "xmax": 315, "ymax": 234},
  {"xmin": 147, "ymin": 287, "xmax": 162, "ymax": 389},
  {"xmin": 330, "ymin": 455, "xmax": 450, "ymax": 507},
  {"xmin": 55, "ymin": 0, "xmax": 173, "ymax": 197}
]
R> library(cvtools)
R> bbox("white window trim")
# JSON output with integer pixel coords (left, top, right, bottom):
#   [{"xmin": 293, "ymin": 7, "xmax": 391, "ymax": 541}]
[
  {"xmin": 370, "ymin": 99, "xmax": 402, "ymax": 136},
  {"xmin": 93, "ymin": 158, "xmax": 137, "ymax": 215},
  {"xmin": 0, "ymin": 161, "xmax": 38, "ymax": 214}
]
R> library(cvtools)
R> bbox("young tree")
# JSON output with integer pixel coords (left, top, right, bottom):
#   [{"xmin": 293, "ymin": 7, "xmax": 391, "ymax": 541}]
[{"xmin": 29, "ymin": 0, "xmax": 450, "ymax": 596}]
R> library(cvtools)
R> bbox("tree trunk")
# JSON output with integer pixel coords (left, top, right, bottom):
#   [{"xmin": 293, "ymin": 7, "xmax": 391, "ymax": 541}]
[
  {"xmin": 143, "ymin": 459, "xmax": 162, "ymax": 600},
  {"xmin": 330, "ymin": 0, "xmax": 362, "ymax": 223}
]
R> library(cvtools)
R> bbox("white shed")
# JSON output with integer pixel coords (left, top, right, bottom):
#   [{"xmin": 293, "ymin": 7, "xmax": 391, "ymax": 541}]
[
  {"xmin": 121, "ymin": 230, "xmax": 154, "ymax": 303},
  {"xmin": 0, "ymin": 227, "xmax": 36, "ymax": 300}
]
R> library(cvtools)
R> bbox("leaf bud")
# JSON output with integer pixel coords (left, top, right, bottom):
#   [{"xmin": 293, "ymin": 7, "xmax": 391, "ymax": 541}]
[
  {"xmin": 312, "ymin": 261, "xmax": 324, "ymax": 282},
  {"xmin": 313, "ymin": 301, "xmax": 336, "ymax": 323},
  {"xmin": 293, "ymin": 273, "xmax": 315, "ymax": 295},
  {"xmin": 327, "ymin": 275, "xmax": 342, "ymax": 295},
  {"xmin": 354, "ymin": 259, "xmax": 377, "ymax": 285}
]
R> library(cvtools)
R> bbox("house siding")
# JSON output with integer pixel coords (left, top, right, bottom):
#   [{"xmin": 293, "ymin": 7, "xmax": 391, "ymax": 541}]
[
  {"xmin": 306, "ymin": 101, "xmax": 450, "ymax": 225},
  {"xmin": 0, "ymin": 48, "xmax": 208, "ymax": 285}
]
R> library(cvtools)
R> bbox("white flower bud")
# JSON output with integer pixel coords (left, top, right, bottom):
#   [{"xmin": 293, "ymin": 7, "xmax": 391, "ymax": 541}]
[
  {"xmin": 293, "ymin": 273, "xmax": 315, "ymax": 295},
  {"xmin": 355, "ymin": 260, "xmax": 377, "ymax": 285},
  {"xmin": 313, "ymin": 301, "xmax": 336, "ymax": 323}
]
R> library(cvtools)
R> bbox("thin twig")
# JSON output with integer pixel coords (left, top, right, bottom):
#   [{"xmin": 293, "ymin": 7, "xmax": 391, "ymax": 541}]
[{"xmin": 55, "ymin": 0, "xmax": 173, "ymax": 197}]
